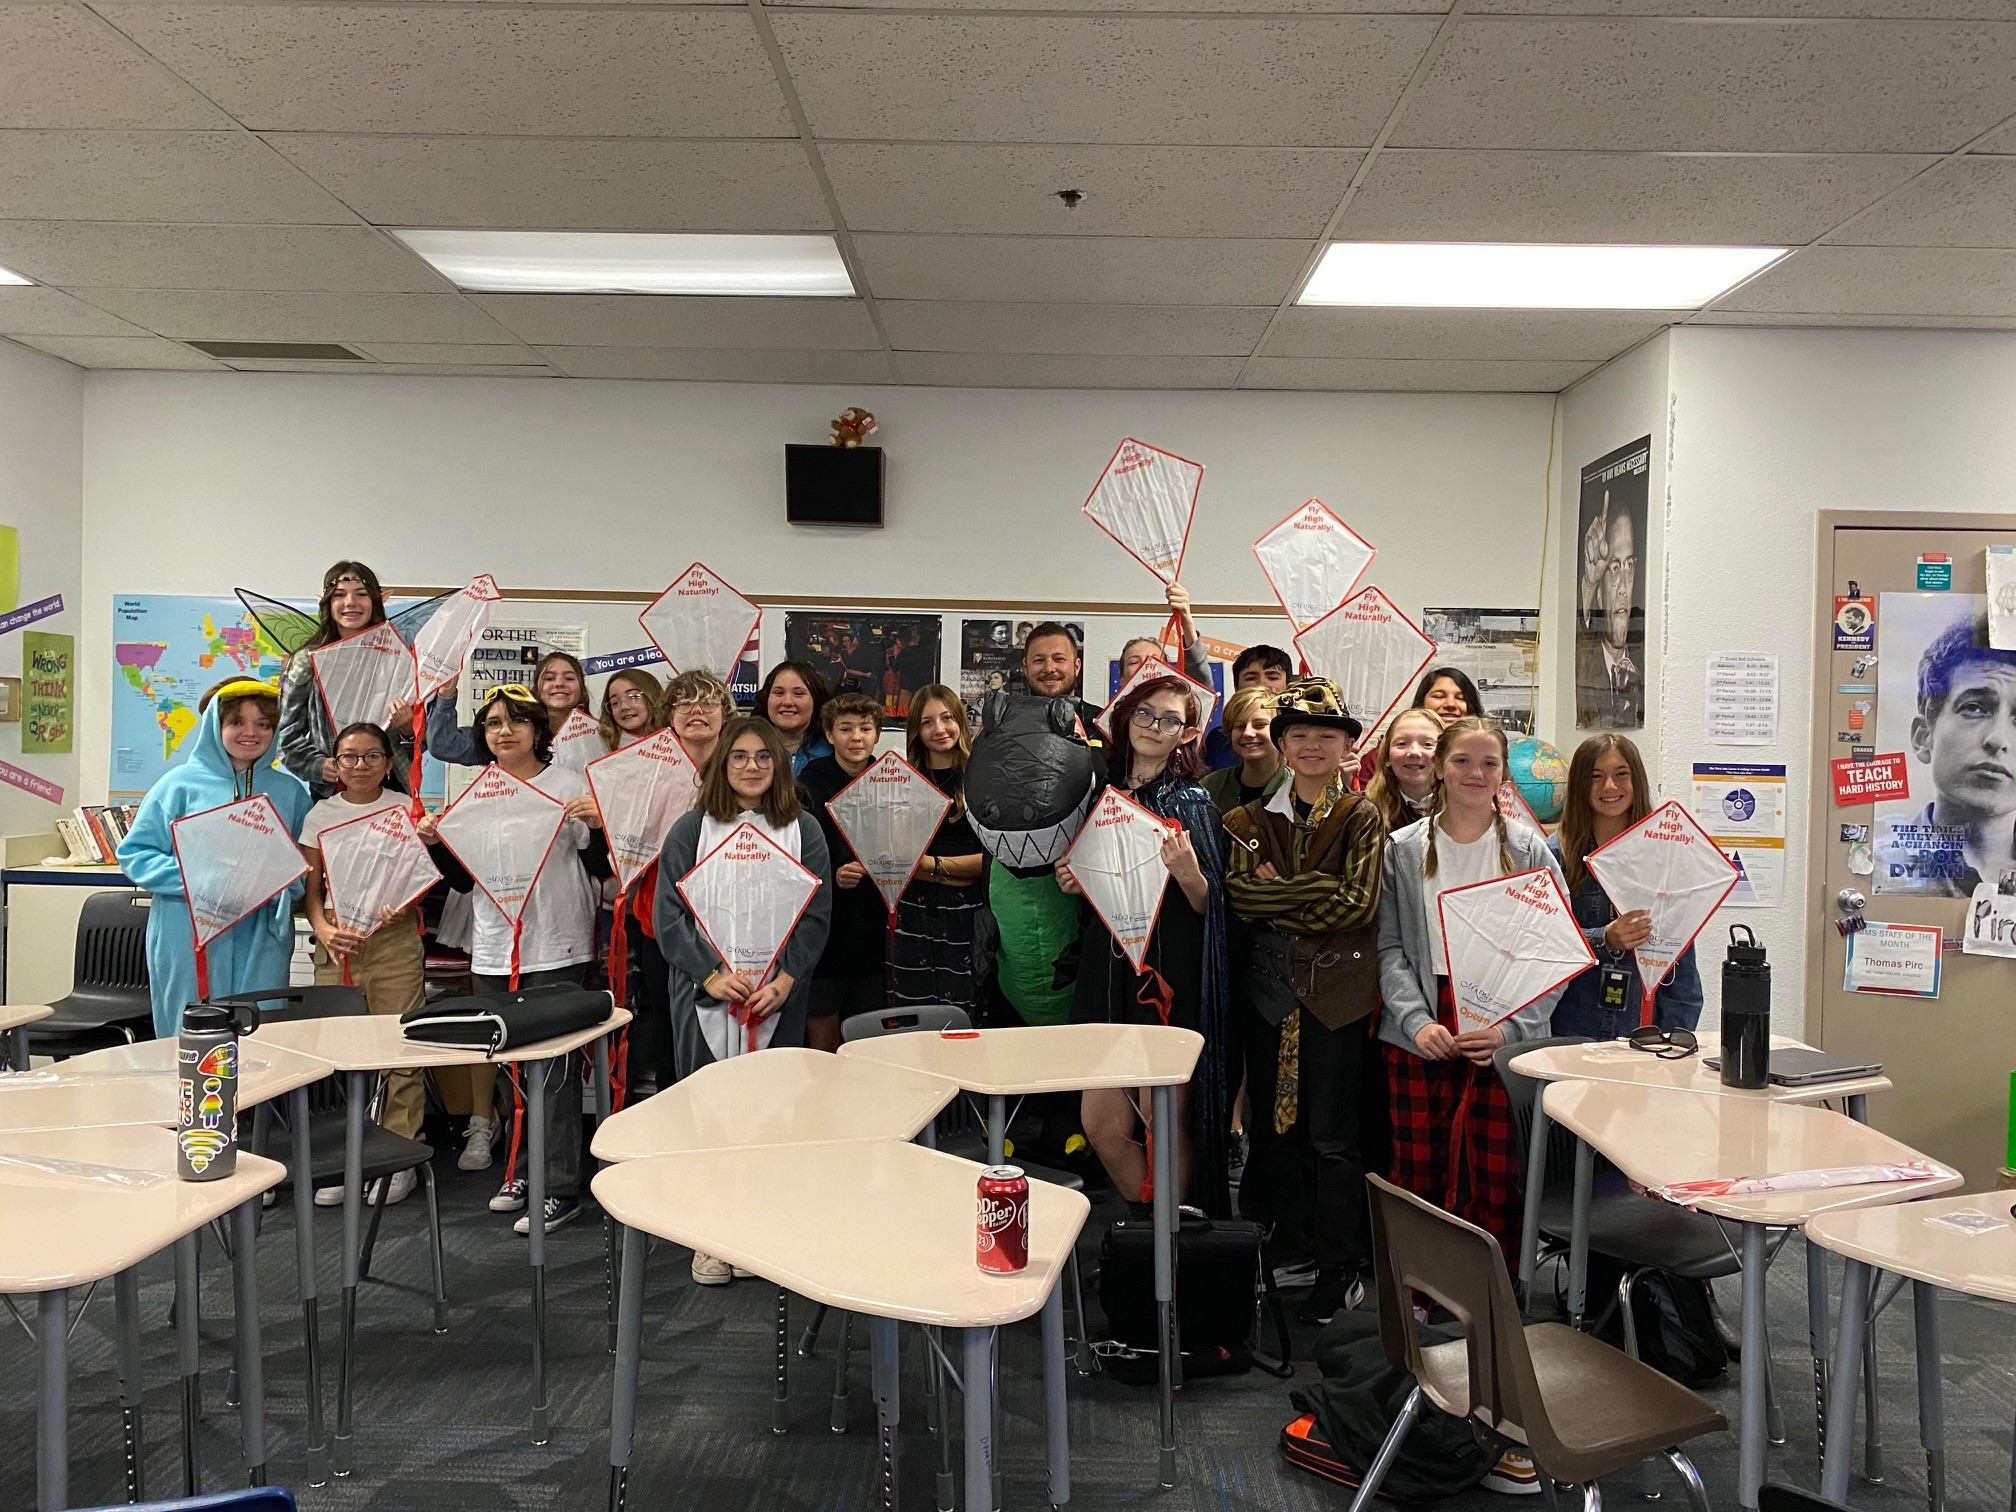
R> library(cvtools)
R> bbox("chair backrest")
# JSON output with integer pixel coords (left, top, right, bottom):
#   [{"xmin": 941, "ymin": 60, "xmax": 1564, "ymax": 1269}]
[
  {"xmin": 1492, "ymin": 1035, "xmax": 1591, "ymax": 1199},
  {"xmin": 1365, "ymin": 1174, "xmax": 1560, "ymax": 1457},
  {"xmin": 213, "ymin": 985, "xmax": 367, "ymax": 1024},
  {"xmin": 839, "ymin": 1004, "xmax": 971, "ymax": 1042},
  {"xmin": 72, "ymin": 889, "xmax": 151, "ymax": 991}
]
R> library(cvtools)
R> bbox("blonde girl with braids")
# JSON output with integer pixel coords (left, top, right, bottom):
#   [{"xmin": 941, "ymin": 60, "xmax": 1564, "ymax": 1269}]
[
  {"xmin": 1363, "ymin": 707, "xmax": 1444, "ymax": 834},
  {"xmin": 1375, "ymin": 716, "xmax": 1570, "ymax": 1259}
]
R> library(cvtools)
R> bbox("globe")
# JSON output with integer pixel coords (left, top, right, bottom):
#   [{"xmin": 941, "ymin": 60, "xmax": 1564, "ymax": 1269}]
[{"xmin": 1507, "ymin": 735, "xmax": 1569, "ymax": 823}]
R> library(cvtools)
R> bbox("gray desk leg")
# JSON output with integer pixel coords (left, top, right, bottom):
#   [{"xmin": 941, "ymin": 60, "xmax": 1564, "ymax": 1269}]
[
  {"xmin": 1518, "ymin": 1096, "xmax": 1549, "ymax": 1306},
  {"xmin": 1845, "ymin": 1094, "xmax": 1868, "ymax": 1124},
  {"xmin": 1806, "ymin": 1241, "xmax": 1831, "ymax": 1466},
  {"xmin": 288, "ymin": 1085, "xmax": 328, "ymax": 1486},
  {"xmin": 929, "ymin": 1327, "xmax": 954, "ymax": 1512},
  {"xmin": 1041, "ymin": 1282, "xmax": 1070, "ymax": 1509},
  {"xmin": 1152, "ymin": 1082, "xmax": 1177, "ymax": 1488},
  {"xmin": 334, "ymin": 1068, "xmax": 367, "ymax": 1477},
  {"xmin": 230, "ymin": 1199, "xmax": 267, "ymax": 1486},
  {"xmin": 115, "ymin": 1266, "xmax": 145, "ymax": 1501},
  {"xmin": 527, "ymin": 1056, "xmax": 551, "ymax": 1445},
  {"xmin": 871, "ymin": 1316, "xmax": 901, "ymax": 1512},
  {"xmin": 8, "ymin": 1021, "xmax": 28, "ymax": 1071},
  {"xmin": 987, "ymin": 1094, "xmax": 1007, "ymax": 1165},
  {"xmin": 1821, "ymin": 1258, "xmax": 1873, "ymax": 1503},
  {"xmin": 773, "ymin": 1288, "xmax": 790, "ymax": 1434},
  {"xmin": 37, "ymin": 1288, "xmax": 68, "ymax": 1512},
  {"xmin": 176, "ymin": 1231, "xmax": 202, "ymax": 1496},
  {"xmin": 1913, "ymin": 1281, "xmax": 1944, "ymax": 1512},
  {"xmin": 963, "ymin": 1328, "xmax": 994, "ymax": 1512},
  {"xmin": 1864, "ymin": 1289, "xmax": 1885, "ymax": 1482},
  {"xmin": 594, "ymin": 1034, "xmax": 616, "ymax": 1356},
  {"xmin": 1739, "ymin": 1221, "xmax": 1769, "ymax": 1511},
  {"xmin": 607, "ymin": 1224, "xmax": 646, "ymax": 1512},
  {"xmin": 1567, "ymin": 1138, "xmax": 1594, "ymax": 1329}
]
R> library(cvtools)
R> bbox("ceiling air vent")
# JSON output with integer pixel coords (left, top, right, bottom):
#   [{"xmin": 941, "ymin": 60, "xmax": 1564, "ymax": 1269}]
[{"xmin": 186, "ymin": 340, "xmax": 366, "ymax": 361}]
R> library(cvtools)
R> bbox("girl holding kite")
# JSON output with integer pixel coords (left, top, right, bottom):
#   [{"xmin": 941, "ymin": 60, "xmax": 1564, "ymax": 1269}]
[
  {"xmin": 596, "ymin": 668, "xmax": 666, "ymax": 751},
  {"xmin": 276, "ymin": 560, "xmax": 416, "ymax": 798},
  {"xmin": 893, "ymin": 685, "xmax": 985, "ymax": 1011},
  {"xmin": 1058, "ymin": 673, "xmax": 1232, "ymax": 1216},
  {"xmin": 1377, "ymin": 716, "xmax": 1569, "ymax": 1257},
  {"xmin": 425, "ymin": 650, "xmax": 590, "ymax": 768},
  {"xmin": 119, "ymin": 678, "xmax": 313, "ymax": 1038},
  {"xmin": 1549, "ymin": 734, "xmax": 1704, "ymax": 1038}
]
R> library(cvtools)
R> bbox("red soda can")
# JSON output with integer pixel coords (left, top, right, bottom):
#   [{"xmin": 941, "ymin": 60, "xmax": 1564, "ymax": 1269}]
[{"xmin": 976, "ymin": 1165, "xmax": 1030, "ymax": 1273}]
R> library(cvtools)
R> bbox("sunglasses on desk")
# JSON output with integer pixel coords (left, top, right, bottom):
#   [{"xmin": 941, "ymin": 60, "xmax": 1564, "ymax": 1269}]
[{"xmin": 1626, "ymin": 1026, "xmax": 1699, "ymax": 1060}]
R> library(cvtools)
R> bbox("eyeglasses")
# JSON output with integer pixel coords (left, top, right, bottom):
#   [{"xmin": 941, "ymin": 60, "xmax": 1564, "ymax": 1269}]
[
  {"xmin": 609, "ymin": 690, "xmax": 651, "ymax": 709},
  {"xmin": 670, "ymin": 699, "xmax": 722, "ymax": 714},
  {"xmin": 727, "ymin": 750, "xmax": 774, "ymax": 769},
  {"xmin": 480, "ymin": 718, "xmax": 522, "ymax": 734},
  {"xmin": 1626, "ymin": 1025, "xmax": 1698, "ymax": 1060},
  {"xmin": 335, "ymin": 751, "xmax": 387, "ymax": 767},
  {"xmin": 1130, "ymin": 708, "xmax": 1189, "ymax": 737}
]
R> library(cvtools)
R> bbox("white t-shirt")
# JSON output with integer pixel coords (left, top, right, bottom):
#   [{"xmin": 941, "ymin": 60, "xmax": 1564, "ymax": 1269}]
[
  {"xmin": 299, "ymin": 790, "xmax": 405, "ymax": 853},
  {"xmin": 1424, "ymin": 822, "xmax": 1506, "ymax": 977},
  {"xmin": 467, "ymin": 764, "xmax": 596, "ymax": 978}
]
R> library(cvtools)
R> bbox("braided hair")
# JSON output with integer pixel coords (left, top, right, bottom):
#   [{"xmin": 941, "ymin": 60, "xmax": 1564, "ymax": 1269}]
[{"xmin": 1422, "ymin": 715, "xmax": 1514, "ymax": 878}]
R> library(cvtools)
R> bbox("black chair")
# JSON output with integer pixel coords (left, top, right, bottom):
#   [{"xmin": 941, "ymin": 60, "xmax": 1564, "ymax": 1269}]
[
  {"xmin": 223, "ymin": 986, "xmax": 447, "ymax": 1332},
  {"xmin": 28, "ymin": 889, "xmax": 154, "ymax": 1057}
]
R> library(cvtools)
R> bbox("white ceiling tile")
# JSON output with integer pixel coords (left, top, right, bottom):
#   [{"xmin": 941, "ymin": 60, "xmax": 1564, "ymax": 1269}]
[
  {"xmin": 6, "ymin": 334, "xmax": 222, "ymax": 370},
  {"xmin": 1340, "ymin": 149, "xmax": 1936, "ymax": 244},
  {"xmin": 1691, "ymin": 309, "xmax": 2016, "ymax": 326},
  {"xmin": 474, "ymin": 295, "xmax": 881, "ymax": 349},
  {"xmin": 0, "ymin": 131, "xmax": 353, "ymax": 223},
  {"xmin": 219, "ymin": 359, "xmax": 554, "ymax": 376},
  {"xmin": 0, "ymin": 5, "xmax": 231, "ymax": 128},
  {"xmin": 1243, "ymin": 355, "xmax": 1599, "ymax": 390},
  {"xmin": 822, "ymin": 144, "xmax": 1360, "ymax": 239},
  {"xmin": 350, "ymin": 342, "xmax": 540, "ymax": 365},
  {"xmin": 854, "ymin": 235, "xmax": 1312, "ymax": 305},
  {"xmin": 537, "ymin": 346, "xmax": 900, "ymax": 383},
  {"xmin": 1394, "ymin": 18, "xmax": 2016, "ymax": 152},
  {"xmin": 1262, "ymin": 307, "xmax": 1674, "ymax": 360},
  {"xmin": 1834, "ymin": 157, "xmax": 2016, "ymax": 246},
  {"xmin": 1978, "ymin": 121, "xmax": 2016, "ymax": 153},
  {"xmin": 1470, "ymin": 0, "xmax": 2010, "ymax": 14},
  {"xmin": 771, "ymin": 0, "xmax": 1446, "ymax": 10},
  {"xmin": 1709, "ymin": 245, "xmax": 2016, "ymax": 315},
  {"xmin": 0, "ymin": 222, "xmax": 449, "ymax": 292},
  {"xmin": 771, "ymin": 14, "xmax": 1441, "ymax": 147},
  {"xmin": 266, "ymin": 136, "xmax": 829, "ymax": 232},
  {"xmin": 0, "ymin": 284, "xmax": 152, "ymax": 336},
  {"xmin": 7, "ymin": 332, "xmax": 222, "ymax": 368},
  {"xmin": 881, "ymin": 301, "xmax": 1272, "ymax": 356},
  {"xmin": 896, "ymin": 352, "xmax": 1243, "ymax": 387},
  {"xmin": 71, "ymin": 288, "xmax": 517, "ymax": 342},
  {"xmin": 98, "ymin": 6, "xmax": 795, "ymax": 136}
]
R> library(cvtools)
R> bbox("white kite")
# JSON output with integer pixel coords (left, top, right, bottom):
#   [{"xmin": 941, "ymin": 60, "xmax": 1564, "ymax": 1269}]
[
  {"xmin": 1586, "ymin": 800, "xmax": 1740, "ymax": 1022},
  {"xmin": 639, "ymin": 562, "xmax": 761, "ymax": 684},
  {"xmin": 1082, "ymin": 437, "xmax": 1203, "ymax": 588},
  {"xmin": 1293, "ymin": 587, "xmax": 1437, "ymax": 735},
  {"xmin": 1061, "ymin": 786, "xmax": 1176, "ymax": 974},
  {"xmin": 1253, "ymin": 499, "xmax": 1377, "ymax": 632},
  {"xmin": 676, "ymin": 821, "xmax": 822, "ymax": 1058},
  {"xmin": 1093, "ymin": 654, "xmax": 1219, "ymax": 743},
  {"xmin": 1496, "ymin": 781, "xmax": 1545, "ymax": 836},
  {"xmin": 826, "ymin": 752, "xmax": 953, "ymax": 916},
  {"xmin": 1436, "ymin": 867, "xmax": 1594, "ymax": 1034},
  {"xmin": 550, "ymin": 706, "xmax": 601, "ymax": 772},
  {"xmin": 319, "ymin": 804, "xmax": 441, "ymax": 979},
  {"xmin": 310, "ymin": 621, "xmax": 417, "ymax": 732},
  {"xmin": 407, "ymin": 573, "xmax": 503, "ymax": 803},
  {"xmin": 587, "ymin": 729, "xmax": 700, "ymax": 897},
  {"xmin": 170, "ymin": 796, "xmax": 308, "ymax": 999},
  {"xmin": 434, "ymin": 765, "xmax": 569, "ymax": 987}
]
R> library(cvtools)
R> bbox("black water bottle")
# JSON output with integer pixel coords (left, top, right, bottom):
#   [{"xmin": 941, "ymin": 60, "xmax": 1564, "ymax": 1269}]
[{"xmin": 1720, "ymin": 925, "xmax": 1771, "ymax": 1090}]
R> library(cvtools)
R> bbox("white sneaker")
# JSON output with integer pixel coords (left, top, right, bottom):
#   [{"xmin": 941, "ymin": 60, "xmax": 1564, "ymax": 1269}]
[
  {"xmin": 458, "ymin": 1116, "xmax": 495, "ymax": 1172},
  {"xmin": 374, "ymin": 1168, "xmax": 418, "ymax": 1206},
  {"xmin": 1482, "ymin": 1450, "xmax": 1542, "ymax": 1495},
  {"xmin": 691, "ymin": 1251, "xmax": 733, "ymax": 1287},
  {"xmin": 313, "ymin": 1183, "xmax": 346, "ymax": 1208}
]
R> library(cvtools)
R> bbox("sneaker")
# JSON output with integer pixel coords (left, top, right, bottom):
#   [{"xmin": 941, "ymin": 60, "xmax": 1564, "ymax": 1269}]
[
  {"xmin": 1482, "ymin": 1451, "xmax": 1542, "ymax": 1496},
  {"xmin": 373, "ymin": 1168, "xmax": 418, "ymax": 1206},
  {"xmin": 458, "ymin": 1116, "xmax": 496, "ymax": 1172},
  {"xmin": 691, "ymin": 1251, "xmax": 733, "ymax": 1287},
  {"xmin": 730, "ymin": 1263, "xmax": 754, "ymax": 1279},
  {"xmin": 1298, "ymin": 1270, "xmax": 1365, "ymax": 1326},
  {"xmin": 514, "ymin": 1196, "xmax": 581, "ymax": 1236},
  {"xmin": 1270, "ymin": 1257, "xmax": 1321, "ymax": 1290},
  {"xmin": 488, "ymin": 1177, "xmax": 528, "ymax": 1213},
  {"xmin": 314, "ymin": 1183, "xmax": 347, "ymax": 1208}
]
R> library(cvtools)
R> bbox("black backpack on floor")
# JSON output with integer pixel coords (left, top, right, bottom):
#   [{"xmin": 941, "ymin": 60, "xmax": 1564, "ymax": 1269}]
[
  {"xmin": 1095, "ymin": 1210, "xmax": 1292, "ymax": 1383},
  {"xmin": 1582, "ymin": 1254, "xmax": 1730, "ymax": 1389}
]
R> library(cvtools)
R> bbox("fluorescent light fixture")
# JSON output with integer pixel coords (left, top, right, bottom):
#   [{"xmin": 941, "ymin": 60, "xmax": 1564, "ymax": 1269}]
[
  {"xmin": 391, "ymin": 230, "xmax": 855, "ymax": 297},
  {"xmin": 1297, "ymin": 242, "xmax": 1786, "ymax": 310},
  {"xmin": 0, "ymin": 263, "xmax": 32, "ymax": 286}
]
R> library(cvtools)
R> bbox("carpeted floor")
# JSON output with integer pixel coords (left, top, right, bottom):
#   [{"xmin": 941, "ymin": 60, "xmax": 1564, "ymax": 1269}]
[{"xmin": 4, "ymin": 1117, "xmax": 2013, "ymax": 1512}]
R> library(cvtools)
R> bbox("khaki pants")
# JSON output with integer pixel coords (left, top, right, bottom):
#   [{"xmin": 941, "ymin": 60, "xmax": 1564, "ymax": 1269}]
[{"xmin": 314, "ymin": 912, "xmax": 428, "ymax": 1141}]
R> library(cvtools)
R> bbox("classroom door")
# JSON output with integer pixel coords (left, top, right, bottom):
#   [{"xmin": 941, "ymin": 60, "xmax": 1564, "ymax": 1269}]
[{"xmin": 1808, "ymin": 515, "xmax": 2016, "ymax": 1184}]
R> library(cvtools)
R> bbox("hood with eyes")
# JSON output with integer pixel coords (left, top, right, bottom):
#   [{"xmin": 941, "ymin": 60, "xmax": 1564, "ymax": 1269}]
[{"xmin": 963, "ymin": 693, "xmax": 1100, "ymax": 877}]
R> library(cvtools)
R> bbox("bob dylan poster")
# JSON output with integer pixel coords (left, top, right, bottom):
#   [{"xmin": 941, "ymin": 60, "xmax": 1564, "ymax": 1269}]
[
  {"xmin": 783, "ymin": 612, "xmax": 942, "ymax": 723},
  {"xmin": 1575, "ymin": 436, "xmax": 1650, "ymax": 732}
]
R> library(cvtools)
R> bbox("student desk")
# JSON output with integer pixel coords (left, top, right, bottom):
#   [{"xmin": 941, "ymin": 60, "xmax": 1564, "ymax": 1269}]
[
  {"xmin": 1509, "ymin": 1032, "xmax": 1894, "ymax": 1298},
  {"xmin": 596, "ymin": 1140, "xmax": 1089, "ymax": 1512},
  {"xmin": 1541, "ymin": 1079, "xmax": 1961, "ymax": 1511},
  {"xmin": 251, "ymin": 1007, "xmax": 630, "ymax": 1464},
  {"xmin": 838, "ymin": 1022, "xmax": 1203, "ymax": 1487},
  {"xmin": 0, "ymin": 1123, "xmax": 283, "ymax": 1511},
  {"xmin": 3, "ymin": 1002, "xmax": 51, "ymax": 1069},
  {"xmin": 1807, "ymin": 1192, "xmax": 2016, "ymax": 1510}
]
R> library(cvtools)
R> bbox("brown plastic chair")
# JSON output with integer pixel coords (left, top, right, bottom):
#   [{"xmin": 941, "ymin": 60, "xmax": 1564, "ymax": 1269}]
[{"xmin": 1347, "ymin": 1175, "xmax": 1726, "ymax": 1512}]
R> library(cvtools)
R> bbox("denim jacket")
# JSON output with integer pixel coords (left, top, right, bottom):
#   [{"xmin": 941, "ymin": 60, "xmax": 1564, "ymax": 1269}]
[{"xmin": 1546, "ymin": 835, "xmax": 1704, "ymax": 1038}]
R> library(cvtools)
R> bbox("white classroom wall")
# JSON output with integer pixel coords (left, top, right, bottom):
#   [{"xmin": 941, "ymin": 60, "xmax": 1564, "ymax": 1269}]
[
  {"xmin": 0, "ymin": 340, "xmax": 83, "ymax": 839},
  {"xmin": 75, "ymin": 372, "xmax": 1559, "ymax": 800}
]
